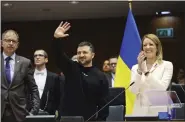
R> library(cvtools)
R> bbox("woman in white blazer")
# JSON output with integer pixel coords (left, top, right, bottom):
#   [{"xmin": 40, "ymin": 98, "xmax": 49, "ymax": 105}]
[{"xmin": 130, "ymin": 34, "xmax": 173, "ymax": 116}]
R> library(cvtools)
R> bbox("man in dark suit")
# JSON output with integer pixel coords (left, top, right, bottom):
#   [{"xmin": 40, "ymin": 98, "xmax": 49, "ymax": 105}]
[
  {"xmin": 105, "ymin": 56, "xmax": 118, "ymax": 87},
  {"xmin": 33, "ymin": 49, "xmax": 63, "ymax": 115},
  {"xmin": 1, "ymin": 30, "xmax": 40, "ymax": 122}
]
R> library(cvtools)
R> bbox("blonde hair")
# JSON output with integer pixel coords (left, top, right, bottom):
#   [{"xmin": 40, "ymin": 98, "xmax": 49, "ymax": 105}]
[
  {"xmin": 142, "ymin": 34, "xmax": 163, "ymax": 64},
  {"xmin": 2, "ymin": 29, "xmax": 19, "ymax": 41}
]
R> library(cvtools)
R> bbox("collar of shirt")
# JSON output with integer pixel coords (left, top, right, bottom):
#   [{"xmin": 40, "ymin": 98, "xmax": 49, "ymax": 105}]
[
  {"xmin": 3, "ymin": 52, "xmax": 16, "ymax": 61},
  {"xmin": 111, "ymin": 73, "xmax": 115, "ymax": 79},
  {"xmin": 111, "ymin": 73, "xmax": 115, "ymax": 87},
  {"xmin": 34, "ymin": 68, "xmax": 47, "ymax": 75},
  {"xmin": 143, "ymin": 60, "xmax": 159, "ymax": 73}
]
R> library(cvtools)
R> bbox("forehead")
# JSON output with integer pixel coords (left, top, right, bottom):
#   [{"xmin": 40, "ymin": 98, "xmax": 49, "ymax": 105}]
[
  {"xmin": 3, "ymin": 31, "xmax": 18, "ymax": 41},
  {"xmin": 143, "ymin": 38, "xmax": 155, "ymax": 44},
  {"xmin": 104, "ymin": 60, "xmax": 109, "ymax": 64},
  {"xmin": 109, "ymin": 58, "xmax": 117, "ymax": 63},
  {"xmin": 34, "ymin": 50, "xmax": 45, "ymax": 54},
  {"xmin": 77, "ymin": 46, "xmax": 91, "ymax": 52}
]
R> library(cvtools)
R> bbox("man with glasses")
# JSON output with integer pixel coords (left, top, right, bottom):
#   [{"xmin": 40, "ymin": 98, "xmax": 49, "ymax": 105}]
[
  {"xmin": 107, "ymin": 56, "xmax": 118, "ymax": 87},
  {"xmin": 1, "ymin": 30, "xmax": 40, "ymax": 122},
  {"xmin": 33, "ymin": 49, "xmax": 63, "ymax": 115}
]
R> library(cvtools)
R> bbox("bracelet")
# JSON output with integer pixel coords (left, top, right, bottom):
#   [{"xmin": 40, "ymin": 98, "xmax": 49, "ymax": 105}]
[
  {"xmin": 144, "ymin": 71, "xmax": 149, "ymax": 76},
  {"xmin": 137, "ymin": 69, "xmax": 142, "ymax": 75}
]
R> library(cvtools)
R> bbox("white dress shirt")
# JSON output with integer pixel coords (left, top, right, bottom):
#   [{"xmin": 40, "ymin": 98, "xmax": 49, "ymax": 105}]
[
  {"xmin": 34, "ymin": 68, "xmax": 47, "ymax": 98},
  {"xmin": 111, "ymin": 73, "xmax": 115, "ymax": 87},
  {"xmin": 3, "ymin": 52, "xmax": 16, "ymax": 82}
]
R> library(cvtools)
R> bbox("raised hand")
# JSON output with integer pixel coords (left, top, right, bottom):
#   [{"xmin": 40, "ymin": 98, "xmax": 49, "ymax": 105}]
[
  {"xmin": 54, "ymin": 21, "xmax": 71, "ymax": 38},
  {"xmin": 137, "ymin": 51, "xmax": 146, "ymax": 72}
]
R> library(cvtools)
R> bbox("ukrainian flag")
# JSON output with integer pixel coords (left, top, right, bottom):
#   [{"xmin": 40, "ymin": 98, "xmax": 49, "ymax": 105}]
[{"xmin": 114, "ymin": 8, "xmax": 141, "ymax": 114}]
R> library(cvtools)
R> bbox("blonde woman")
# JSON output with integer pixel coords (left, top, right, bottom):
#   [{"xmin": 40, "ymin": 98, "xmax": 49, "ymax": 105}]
[{"xmin": 130, "ymin": 34, "xmax": 173, "ymax": 116}]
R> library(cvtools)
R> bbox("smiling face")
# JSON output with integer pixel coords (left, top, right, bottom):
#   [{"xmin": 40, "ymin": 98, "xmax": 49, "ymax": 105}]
[
  {"xmin": 142, "ymin": 38, "xmax": 157, "ymax": 60},
  {"xmin": 77, "ymin": 45, "xmax": 94, "ymax": 67},
  {"xmin": 142, "ymin": 34, "xmax": 163, "ymax": 62}
]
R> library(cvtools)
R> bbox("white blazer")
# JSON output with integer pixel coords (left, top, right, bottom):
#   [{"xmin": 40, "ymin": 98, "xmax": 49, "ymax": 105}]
[{"xmin": 130, "ymin": 60, "xmax": 173, "ymax": 116}]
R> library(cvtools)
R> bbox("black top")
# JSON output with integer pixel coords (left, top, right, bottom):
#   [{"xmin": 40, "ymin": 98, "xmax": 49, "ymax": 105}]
[
  {"xmin": 53, "ymin": 38, "xmax": 109, "ymax": 121},
  {"xmin": 40, "ymin": 71, "xmax": 63, "ymax": 115}
]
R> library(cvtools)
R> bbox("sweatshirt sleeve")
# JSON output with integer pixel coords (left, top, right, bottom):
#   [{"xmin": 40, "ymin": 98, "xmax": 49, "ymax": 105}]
[
  {"xmin": 52, "ymin": 38, "xmax": 75, "ymax": 74},
  {"xmin": 97, "ymin": 73, "xmax": 109, "ymax": 120}
]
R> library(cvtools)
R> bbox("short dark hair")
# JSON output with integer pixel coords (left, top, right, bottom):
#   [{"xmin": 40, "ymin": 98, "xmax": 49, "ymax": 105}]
[
  {"xmin": 109, "ymin": 55, "xmax": 118, "ymax": 60},
  {"xmin": 78, "ymin": 41, "xmax": 95, "ymax": 53},
  {"xmin": 43, "ymin": 50, "xmax": 48, "ymax": 58},
  {"xmin": 35, "ymin": 49, "xmax": 48, "ymax": 58}
]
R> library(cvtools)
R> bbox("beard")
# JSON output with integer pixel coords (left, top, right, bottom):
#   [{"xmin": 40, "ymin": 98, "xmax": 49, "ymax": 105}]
[{"xmin": 78, "ymin": 58, "xmax": 92, "ymax": 66}]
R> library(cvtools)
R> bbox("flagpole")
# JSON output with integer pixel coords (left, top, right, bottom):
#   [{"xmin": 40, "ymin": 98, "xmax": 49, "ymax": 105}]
[{"xmin": 129, "ymin": 0, "xmax": 132, "ymax": 11}]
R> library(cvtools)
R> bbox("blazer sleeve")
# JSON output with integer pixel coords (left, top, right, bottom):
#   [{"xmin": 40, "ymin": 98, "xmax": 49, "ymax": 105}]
[
  {"xmin": 145, "ymin": 61, "xmax": 173, "ymax": 90},
  {"xmin": 25, "ymin": 60, "xmax": 40, "ymax": 115},
  {"xmin": 53, "ymin": 38, "xmax": 76, "ymax": 75},
  {"xmin": 130, "ymin": 64, "xmax": 144, "ymax": 94}
]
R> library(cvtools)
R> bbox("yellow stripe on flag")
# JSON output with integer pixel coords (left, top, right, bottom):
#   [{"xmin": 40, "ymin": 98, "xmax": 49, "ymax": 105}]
[{"xmin": 114, "ymin": 57, "xmax": 136, "ymax": 114}]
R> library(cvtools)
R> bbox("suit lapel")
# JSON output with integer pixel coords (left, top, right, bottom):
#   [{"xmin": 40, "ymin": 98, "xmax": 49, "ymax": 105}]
[
  {"xmin": 41, "ymin": 70, "xmax": 50, "ymax": 99},
  {"xmin": 149, "ymin": 62, "xmax": 158, "ymax": 73},
  {"xmin": 11, "ymin": 55, "xmax": 21, "ymax": 86},
  {"xmin": 143, "ymin": 60, "xmax": 159, "ymax": 73},
  {"xmin": 45, "ymin": 71, "xmax": 51, "ymax": 88},
  {"xmin": 40, "ymin": 70, "xmax": 53, "ymax": 110},
  {"xmin": 106, "ymin": 73, "xmax": 112, "ymax": 87}
]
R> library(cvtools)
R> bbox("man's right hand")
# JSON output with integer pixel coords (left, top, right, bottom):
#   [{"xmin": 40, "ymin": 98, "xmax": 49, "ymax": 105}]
[{"xmin": 54, "ymin": 21, "xmax": 71, "ymax": 38}]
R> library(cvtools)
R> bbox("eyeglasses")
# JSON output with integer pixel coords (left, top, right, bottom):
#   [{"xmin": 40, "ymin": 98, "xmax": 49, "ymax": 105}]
[
  {"xmin": 110, "ymin": 63, "xmax": 117, "ymax": 66},
  {"xmin": 4, "ymin": 39, "xmax": 18, "ymax": 44},
  {"xmin": 34, "ymin": 54, "xmax": 45, "ymax": 58}
]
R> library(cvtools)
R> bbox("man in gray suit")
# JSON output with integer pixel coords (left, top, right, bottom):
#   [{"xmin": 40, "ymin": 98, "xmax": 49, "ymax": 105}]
[{"xmin": 1, "ymin": 30, "xmax": 40, "ymax": 122}]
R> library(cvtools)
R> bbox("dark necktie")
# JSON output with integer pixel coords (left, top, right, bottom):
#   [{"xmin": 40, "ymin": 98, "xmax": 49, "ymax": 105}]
[{"xmin": 5, "ymin": 57, "xmax": 12, "ymax": 85}]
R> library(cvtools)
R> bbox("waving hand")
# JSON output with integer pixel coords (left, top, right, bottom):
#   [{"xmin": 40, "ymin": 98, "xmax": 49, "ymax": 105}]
[{"xmin": 54, "ymin": 21, "xmax": 71, "ymax": 38}]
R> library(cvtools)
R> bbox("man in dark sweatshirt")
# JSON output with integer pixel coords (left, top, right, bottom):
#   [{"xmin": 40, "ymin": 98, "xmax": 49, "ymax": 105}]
[{"xmin": 53, "ymin": 21, "xmax": 109, "ymax": 121}]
